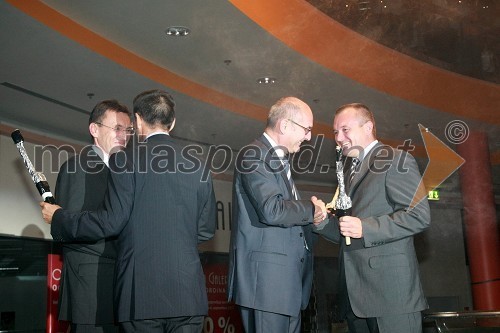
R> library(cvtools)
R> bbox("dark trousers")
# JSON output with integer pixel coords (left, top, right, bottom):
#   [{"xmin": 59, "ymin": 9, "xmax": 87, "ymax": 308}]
[
  {"xmin": 345, "ymin": 308, "xmax": 379, "ymax": 333},
  {"xmin": 120, "ymin": 316, "xmax": 204, "ymax": 333},
  {"xmin": 346, "ymin": 303, "xmax": 422, "ymax": 333},
  {"xmin": 239, "ymin": 306, "xmax": 301, "ymax": 333},
  {"xmin": 71, "ymin": 323, "xmax": 119, "ymax": 333}
]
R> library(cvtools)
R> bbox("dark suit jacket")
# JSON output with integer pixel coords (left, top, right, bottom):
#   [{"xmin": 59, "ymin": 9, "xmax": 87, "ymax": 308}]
[
  {"xmin": 51, "ymin": 134, "xmax": 217, "ymax": 322},
  {"xmin": 316, "ymin": 142, "xmax": 430, "ymax": 319},
  {"xmin": 55, "ymin": 146, "xmax": 116, "ymax": 324},
  {"xmin": 227, "ymin": 135, "xmax": 317, "ymax": 317}
]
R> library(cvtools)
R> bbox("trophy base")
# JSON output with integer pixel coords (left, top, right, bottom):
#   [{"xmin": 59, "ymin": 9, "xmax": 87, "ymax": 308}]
[
  {"xmin": 335, "ymin": 208, "xmax": 353, "ymax": 246},
  {"xmin": 335, "ymin": 208, "xmax": 352, "ymax": 218}
]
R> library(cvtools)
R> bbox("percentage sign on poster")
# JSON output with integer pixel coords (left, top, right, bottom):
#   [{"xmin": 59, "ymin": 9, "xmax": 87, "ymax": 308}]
[{"xmin": 218, "ymin": 316, "xmax": 235, "ymax": 333}]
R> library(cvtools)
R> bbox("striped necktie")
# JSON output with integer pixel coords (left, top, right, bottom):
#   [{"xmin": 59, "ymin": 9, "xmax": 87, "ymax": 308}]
[
  {"xmin": 283, "ymin": 158, "xmax": 297, "ymax": 199},
  {"xmin": 283, "ymin": 158, "xmax": 309, "ymax": 251},
  {"xmin": 348, "ymin": 157, "xmax": 360, "ymax": 186}
]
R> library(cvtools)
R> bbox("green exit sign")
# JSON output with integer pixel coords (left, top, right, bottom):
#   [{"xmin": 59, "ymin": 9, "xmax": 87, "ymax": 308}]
[{"xmin": 428, "ymin": 190, "xmax": 440, "ymax": 201}]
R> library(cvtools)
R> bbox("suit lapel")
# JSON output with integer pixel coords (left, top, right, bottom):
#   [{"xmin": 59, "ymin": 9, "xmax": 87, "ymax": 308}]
[
  {"xmin": 347, "ymin": 142, "xmax": 385, "ymax": 196},
  {"xmin": 258, "ymin": 136, "xmax": 312, "ymax": 249},
  {"xmin": 257, "ymin": 136, "xmax": 294, "ymax": 197}
]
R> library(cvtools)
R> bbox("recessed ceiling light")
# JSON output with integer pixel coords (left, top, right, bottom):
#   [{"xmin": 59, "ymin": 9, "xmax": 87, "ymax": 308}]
[
  {"xmin": 257, "ymin": 77, "xmax": 277, "ymax": 84},
  {"xmin": 165, "ymin": 26, "xmax": 190, "ymax": 37}
]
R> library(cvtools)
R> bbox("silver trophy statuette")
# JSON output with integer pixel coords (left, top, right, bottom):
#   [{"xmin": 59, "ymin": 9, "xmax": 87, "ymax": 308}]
[
  {"xmin": 334, "ymin": 145, "xmax": 352, "ymax": 245},
  {"xmin": 11, "ymin": 129, "xmax": 55, "ymax": 204}
]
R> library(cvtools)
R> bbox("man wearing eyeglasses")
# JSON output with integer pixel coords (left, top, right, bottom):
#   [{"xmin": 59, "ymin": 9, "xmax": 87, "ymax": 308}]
[
  {"xmin": 41, "ymin": 90, "xmax": 217, "ymax": 333},
  {"xmin": 227, "ymin": 96, "xmax": 327, "ymax": 333},
  {"xmin": 54, "ymin": 100, "xmax": 133, "ymax": 333}
]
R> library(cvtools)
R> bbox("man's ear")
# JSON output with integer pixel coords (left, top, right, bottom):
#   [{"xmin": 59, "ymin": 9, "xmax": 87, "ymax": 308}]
[
  {"xmin": 89, "ymin": 123, "xmax": 99, "ymax": 139},
  {"xmin": 169, "ymin": 118, "xmax": 176, "ymax": 132},
  {"xmin": 135, "ymin": 114, "xmax": 143, "ymax": 132},
  {"xmin": 364, "ymin": 121, "xmax": 373, "ymax": 135},
  {"xmin": 278, "ymin": 118, "xmax": 288, "ymax": 134}
]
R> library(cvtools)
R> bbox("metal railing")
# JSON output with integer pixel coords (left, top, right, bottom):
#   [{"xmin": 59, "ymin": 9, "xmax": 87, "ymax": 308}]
[{"xmin": 424, "ymin": 311, "xmax": 500, "ymax": 333}]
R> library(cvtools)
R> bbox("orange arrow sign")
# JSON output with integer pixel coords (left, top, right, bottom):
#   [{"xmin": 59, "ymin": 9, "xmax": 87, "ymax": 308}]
[{"xmin": 410, "ymin": 124, "xmax": 465, "ymax": 209}]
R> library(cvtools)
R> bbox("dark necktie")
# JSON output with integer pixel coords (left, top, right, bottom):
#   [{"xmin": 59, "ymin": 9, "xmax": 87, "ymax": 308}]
[
  {"xmin": 282, "ymin": 158, "xmax": 297, "ymax": 199},
  {"xmin": 283, "ymin": 158, "xmax": 309, "ymax": 251}
]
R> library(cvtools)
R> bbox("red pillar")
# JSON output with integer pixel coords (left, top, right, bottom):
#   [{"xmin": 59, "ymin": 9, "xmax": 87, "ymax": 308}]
[{"xmin": 457, "ymin": 131, "xmax": 500, "ymax": 314}]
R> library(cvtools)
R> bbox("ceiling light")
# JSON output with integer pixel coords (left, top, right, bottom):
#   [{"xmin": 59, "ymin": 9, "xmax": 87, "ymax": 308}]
[
  {"xmin": 165, "ymin": 26, "xmax": 190, "ymax": 37},
  {"xmin": 358, "ymin": 1, "xmax": 370, "ymax": 10},
  {"xmin": 257, "ymin": 77, "xmax": 277, "ymax": 84}
]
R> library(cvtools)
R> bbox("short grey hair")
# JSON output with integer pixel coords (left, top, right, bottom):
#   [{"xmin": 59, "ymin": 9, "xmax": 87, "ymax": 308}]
[{"xmin": 266, "ymin": 97, "xmax": 302, "ymax": 129}]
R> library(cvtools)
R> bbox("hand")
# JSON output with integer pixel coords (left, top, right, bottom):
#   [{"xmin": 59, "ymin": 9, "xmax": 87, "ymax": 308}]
[
  {"xmin": 339, "ymin": 216, "xmax": 363, "ymax": 239},
  {"xmin": 39, "ymin": 202, "xmax": 62, "ymax": 224},
  {"xmin": 311, "ymin": 196, "xmax": 327, "ymax": 225}
]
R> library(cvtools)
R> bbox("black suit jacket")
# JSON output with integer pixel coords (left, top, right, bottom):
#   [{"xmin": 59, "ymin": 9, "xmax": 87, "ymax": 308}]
[
  {"xmin": 55, "ymin": 146, "xmax": 116, "ymax": 324},
  {"xmin": 51, "ymin": 134, "xmax": 217, "ymax": 322}
]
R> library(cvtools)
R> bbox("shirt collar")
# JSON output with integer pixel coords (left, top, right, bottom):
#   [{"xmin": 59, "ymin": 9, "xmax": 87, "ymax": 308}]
[
  {"xmin": 146, "ymin": 131, "xmax": 170, "ymax": 140},
  {"xmin": 92, "ymin": 145, "xmax": 109, "ymax": 167},
  {"xmin": 263, "ymin": 132, "xmax": 286, "ymax": 159},
  {"xmin": 358, "ymin": 140, "xmax": 378, "ymax": 162}
]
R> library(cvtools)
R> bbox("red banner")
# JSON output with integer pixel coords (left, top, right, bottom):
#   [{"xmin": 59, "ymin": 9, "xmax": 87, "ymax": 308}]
[
  {"xmin": 46, "ymin": 254, "xmax": 69, "ymax": 333},
  {"xmin": 204, "ymin": 262, "xmax": 243, "ymax": 333}
]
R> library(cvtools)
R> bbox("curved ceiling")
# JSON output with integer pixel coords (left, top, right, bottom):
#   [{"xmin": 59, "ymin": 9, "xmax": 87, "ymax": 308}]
[
  {"xmin": 306, "ymin": 0, "xmax": 499, "ymax": 85},
  {"xmin": 230, "ymin": 0, "xmax": 499, "ymax": 124}
]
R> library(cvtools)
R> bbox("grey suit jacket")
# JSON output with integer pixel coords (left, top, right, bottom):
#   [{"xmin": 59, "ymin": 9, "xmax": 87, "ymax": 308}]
[
  {"xmin": 227, "ymin": 135, "xmax": 317, "ymax": 316},
  {"xmin": 55, "ymin": 146, "xmax": 116, "ymax": 324},
  {"xmin": 316, "ymin": 143, "xmax": 430, "ymax": 318},
  {"xmin": 51, "ymin": 134, "xmax": 217, "ymax": 322}
]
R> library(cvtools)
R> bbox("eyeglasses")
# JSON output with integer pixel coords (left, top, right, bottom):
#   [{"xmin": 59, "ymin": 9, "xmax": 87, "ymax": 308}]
[
  {"xmin": 95, "ymin": 122, "xmax": 135, "ymax": 135},
  {"xmin": 287, "ymin": 119, "xmax": 312, "ymax": 135}
]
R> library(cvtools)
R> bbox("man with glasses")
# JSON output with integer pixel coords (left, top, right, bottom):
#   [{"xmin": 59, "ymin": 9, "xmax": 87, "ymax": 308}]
[
  {"xmin": 54, "ymin": 100, "xmax": 133, "ymax": 333},
  {"xmin": 227, "ymin": 96, "xmax": 327, "ymax": 333},
  {"xmin": 41, "ymin": 90, "xmax": 217, "ymax": 333}
]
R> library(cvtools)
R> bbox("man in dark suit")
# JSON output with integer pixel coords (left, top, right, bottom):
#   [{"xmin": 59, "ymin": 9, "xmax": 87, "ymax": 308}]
[
  {"xmin": 316, "ymin": 103, "xmax": 431, "ymax": 333},
  {"xmin": 55, "ymin": 100, "xmax": 133, "ymax": 333},
  {"xmin": 227, "ymin": 96, "xmax": 327, "ymax": 333},
  {"xmin": 41, "ymin": 89, "xmax": 217, "ymax": 333}
]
